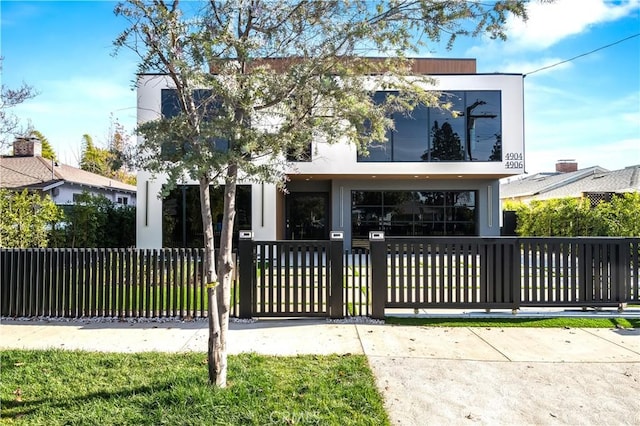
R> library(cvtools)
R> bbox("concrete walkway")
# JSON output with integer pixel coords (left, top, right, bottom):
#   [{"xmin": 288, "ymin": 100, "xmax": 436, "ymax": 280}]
[{"xmin": 2, "ymin": 314, "xmax": 640, "ymax": 425}]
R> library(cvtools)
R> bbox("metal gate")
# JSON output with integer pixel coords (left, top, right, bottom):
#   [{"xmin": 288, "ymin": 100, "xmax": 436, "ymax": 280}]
[{"xmin": 237, "ymin": 235, "xmax": 344, "ymax": 318}]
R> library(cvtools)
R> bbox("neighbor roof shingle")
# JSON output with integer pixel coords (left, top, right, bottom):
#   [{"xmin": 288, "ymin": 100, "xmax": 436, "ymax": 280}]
[
  {"xmin": 500, "ymin": 165, "xmax": 639, "ymax": 200},
  {"xmin": 0, "ymin": 156, "xmax": 136, "ymax": 193}
]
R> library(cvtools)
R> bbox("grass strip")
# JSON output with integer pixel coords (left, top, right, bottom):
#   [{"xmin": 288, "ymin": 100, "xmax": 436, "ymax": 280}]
[
  {"xmin": 1, "ymin": 350, "xmax": 389, "ymax": 426},
  {"xmin": 384, "ymin": 316, "xmax": 639, "ymax": 329}
]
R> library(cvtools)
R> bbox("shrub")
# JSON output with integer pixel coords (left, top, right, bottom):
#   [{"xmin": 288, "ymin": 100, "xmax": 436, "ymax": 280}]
[
  {"xmin": 50, "ymin": 192, "xmax": 135, "ymax": 247},
  {"xmin": 508, "ymin": 193, "xmax": 640, "ymax": 237},
  {"xmin": 0, "ymin": 189, "xmax": 63, "ymax": 248}
]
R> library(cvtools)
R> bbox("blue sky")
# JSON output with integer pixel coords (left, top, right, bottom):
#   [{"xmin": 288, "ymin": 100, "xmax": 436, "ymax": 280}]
[{"xmin": 1, "ymin": 0, "xmax": 639, "ymax": 174}]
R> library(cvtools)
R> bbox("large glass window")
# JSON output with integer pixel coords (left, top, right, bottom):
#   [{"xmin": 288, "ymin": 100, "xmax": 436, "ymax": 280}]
[
  {"xmin": 363, "ymin": 92, "xmax": 393, "ymax": 162},
  {"xmin": 160, "ymin": 89, "xmax": 229, "ymax": 160},
  {"xmin": 162, "ymin": 185, "xmax": 252, "ymax": 247},
  {"xmin": 286, "ymin": 143, "xmax": 312, "ymax": 162},
  {"xmin": 352, "ymin": 190, "xmax": 477, "ymax": 237},
  {"xmin": 393, "ymin": 104, "xmax": 429, "ymax": 161},
  {"xmin": 427, "ymin": 92, "xmax": 466, "ymax": 161},
  {"xmin": 161, "ymin": 88, "xmax": 220, "ymax": 119},
  {"xmin": 358, "ymin": 91, "xmax": 501, "ymax": 162}
]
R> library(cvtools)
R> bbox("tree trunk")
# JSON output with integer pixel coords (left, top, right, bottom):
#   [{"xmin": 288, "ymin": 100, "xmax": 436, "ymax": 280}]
[
  {"xmin": 199, "ymin": 175, "xmax": 223, "ymax": 386},
  {"xmin": 215, "ymin": 163, "xmax": 238, "ymax": 388}
]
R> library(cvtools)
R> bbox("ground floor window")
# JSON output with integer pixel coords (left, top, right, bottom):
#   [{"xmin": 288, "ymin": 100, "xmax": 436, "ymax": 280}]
[
  {"xmin": 162, "ymin": 185, "xmax": 251, "ymax": 247},
  {"xmin": 352, "ymin": 190, "xmax": 477, "ymax": 238},
  {"xmin": 285, "ymin": 192, "xmax": 329, "ymax": 240}
]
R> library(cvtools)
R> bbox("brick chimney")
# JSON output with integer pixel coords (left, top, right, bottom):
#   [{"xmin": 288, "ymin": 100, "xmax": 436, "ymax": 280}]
[
  {"xmin": 555, "ymin": 159, "xmax": 578, "ymax": 173},
  {"xmin": 13, "ymin": 136, "xmax": 42, "ymax": 157}
]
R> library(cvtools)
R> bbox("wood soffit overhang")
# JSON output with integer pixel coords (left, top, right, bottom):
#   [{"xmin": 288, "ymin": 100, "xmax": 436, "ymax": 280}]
[{"xmin": 209, "ymin": 57, "xmax": 477, "ymax": 75}]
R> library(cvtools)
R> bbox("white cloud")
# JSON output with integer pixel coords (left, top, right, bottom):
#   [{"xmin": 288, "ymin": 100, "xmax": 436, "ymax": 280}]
[
  {"xmin": 506, "ymin": 0, "xmax": 640, "ymax": 50},
  {"xmin": 622, "ymin": 110, "xmax": 640, "ymax": 126},
  {"xmin": 0, "ymin": 3, "xmax": 45, "ymax": 28},
  {"xmin": 611, "ymin": 91, "xmax": 640, "ymax": 122}
]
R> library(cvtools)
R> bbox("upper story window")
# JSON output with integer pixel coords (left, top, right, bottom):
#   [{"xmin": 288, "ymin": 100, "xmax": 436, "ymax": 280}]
[
  {"xmin": 358, "ymin": 91, "xmax": 502, "ymax": 162},
  {"xmin": 161, "ymin": 89, "xmax": 220, "ymax": 120},
  {"xmin": 286, "ymin": 143, "xmax": 312, "ymax": 162},
  {"xmin": 160, "ymin": 89, "xmax": 229, "ymax": 160}
]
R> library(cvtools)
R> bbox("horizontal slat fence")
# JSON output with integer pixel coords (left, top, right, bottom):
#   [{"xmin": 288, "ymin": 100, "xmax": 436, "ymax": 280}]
[{"xmin": 1, "ymin": 248, "xmax": 239, "ymax": 319}]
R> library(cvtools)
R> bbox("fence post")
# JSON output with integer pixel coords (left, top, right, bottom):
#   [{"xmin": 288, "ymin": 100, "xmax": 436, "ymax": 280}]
[
  {"xmin": 511, "ymin": 238, "xmax": 522, "ymax": 313},
  {"xmin": 369, "ymin": 231, "xmax": 386, "ymax": 320},
  {"xmin": 616, "ymin": 239, "xmax": 629, "ymax": 308},
  {"xmin": 329, "ymin": 231, "xmax": 344, "ymax": 319},
  {"xmin": 238, "ymin": 231, "xmax": 254, "ymax": 319}
]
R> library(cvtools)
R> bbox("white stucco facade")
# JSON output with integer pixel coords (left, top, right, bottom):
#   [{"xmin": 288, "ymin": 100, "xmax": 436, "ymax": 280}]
[{"xmin": 136, "ymin": 72, "xmax": 524, "ymax": 249}]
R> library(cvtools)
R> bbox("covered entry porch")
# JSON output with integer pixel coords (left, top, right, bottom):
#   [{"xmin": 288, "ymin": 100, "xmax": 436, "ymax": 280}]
[{"xmin": 280, "ymin": 174, "xmax": 499, "ymax": 249}]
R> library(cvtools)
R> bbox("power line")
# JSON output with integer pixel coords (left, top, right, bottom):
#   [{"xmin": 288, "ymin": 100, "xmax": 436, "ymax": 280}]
[{"xmin": 524, "ymin": 33, "xmax": 640, "ymax": 76}]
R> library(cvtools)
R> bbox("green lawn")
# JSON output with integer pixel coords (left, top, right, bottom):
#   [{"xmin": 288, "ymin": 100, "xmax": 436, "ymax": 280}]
[
  {"xmin": 1, "ymin": 350, "xmax": 389, "ymax": 426},
  {"xmin": 385, "ymin": 316, "xmax": 640, "ymax": 328}
]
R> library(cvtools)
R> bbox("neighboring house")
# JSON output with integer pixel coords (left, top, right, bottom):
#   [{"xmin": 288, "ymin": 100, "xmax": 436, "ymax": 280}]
[
  {"xmin": 136, "ymin": 58, "xmax": 525, "ymax": 249},
  {"xmin": 500, "ymin": 160, "xmax": 640, "ymax": 206},
  {"xmin": 0, "ymin": 137, "xmax": 137, "ymax": 206}
]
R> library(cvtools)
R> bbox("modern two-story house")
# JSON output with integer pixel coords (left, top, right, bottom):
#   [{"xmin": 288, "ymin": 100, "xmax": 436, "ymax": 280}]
[{"xmin": 136, "ymin": 58, "xmax": 524, "ymax": 249}]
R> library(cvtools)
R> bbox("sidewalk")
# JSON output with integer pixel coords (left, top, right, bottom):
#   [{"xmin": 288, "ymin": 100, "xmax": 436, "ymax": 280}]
[{"xmin": 2, "ymin": 316, "xmax": 640, "ymax": 425}]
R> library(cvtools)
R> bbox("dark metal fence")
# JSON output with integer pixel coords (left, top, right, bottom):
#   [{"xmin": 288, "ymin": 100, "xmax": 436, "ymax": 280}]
[
  {"xmin": 2, "ymin": 237, "xmax": 638, "ymax": 319},
  {"xmin": 368, "ymin": 236, "xmax": 639, "ymax": 318},
  {"xmin": 369, "ymin": 238, "xmax": 520, "ymax": 318},
  {"xmin": 519, "ymin": 238, "xmax": 634, "ymax": 307},
  {"xmin": 238, "ymin": 238, "xmax": 344, "ymax": 318},
  {"xmin": 0, "ymin": 248, "xmax": 240, "ymax": 319}
]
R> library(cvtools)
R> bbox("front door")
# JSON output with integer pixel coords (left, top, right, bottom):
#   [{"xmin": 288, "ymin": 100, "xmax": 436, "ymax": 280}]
[{"xmin": 285, "ymin": 192, "xmax": 330, "ymax": 240}]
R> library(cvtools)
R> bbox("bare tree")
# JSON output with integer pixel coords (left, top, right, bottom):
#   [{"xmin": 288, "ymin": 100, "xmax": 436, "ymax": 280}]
[{"xmin": 0, "ymin": 58, "xmax": 38, "ymax": 150}]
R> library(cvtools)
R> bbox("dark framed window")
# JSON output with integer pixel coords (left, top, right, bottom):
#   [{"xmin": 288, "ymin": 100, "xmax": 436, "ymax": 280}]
[
  {"xmin": 285, "ymin": 192, "xmax": 329, "ymax": 239},
  {"xmin": 286, "ymin": 142, "xmax": 312, "ymax": 162},
  {"xmin": 160, "ymin": 89, "xmax": 229, "ymax": 160},
  {"xmin": 358, "ymin": 90, "xmax": 502, "ymax": 162},
  {"xmin": 352, "ymin": 190, "xmax": 477, "ymax": 237},
  {"xmin": 162, "ymin": 185, "xmax": 252, "ymax": 248},
  {"xmin": 161, "ymin": 88, "xmax": 220, "ymax": 120}
]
